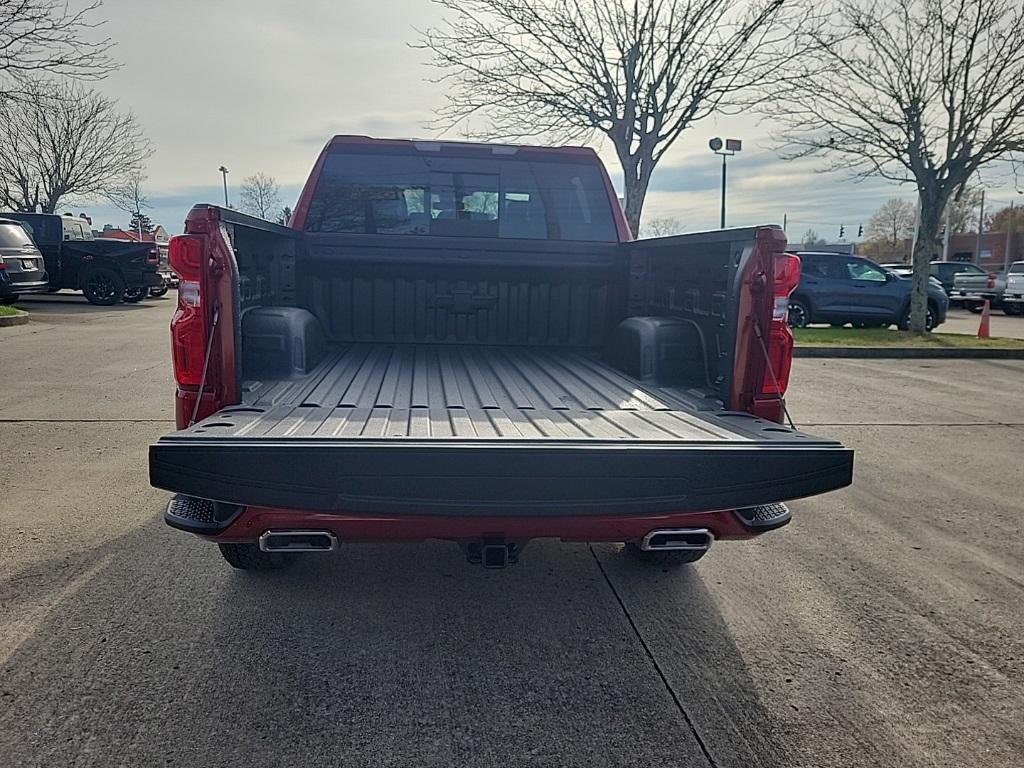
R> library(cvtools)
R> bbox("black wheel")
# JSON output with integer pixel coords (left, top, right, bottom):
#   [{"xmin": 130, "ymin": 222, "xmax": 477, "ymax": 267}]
[
  {"xmin": 899, "ymin": 304, "xmax": 937, "ymax": 331},
  {"xmin": 81, "ymin": 268, "xmax": 124, "ymax": 306},
  {"xmin": 0, "ymin": 294, "xmax": 18, "ymax": 305},
  {"xmin": 218, "ymin": 543, "xmax": 298, "ymax": 571},
  {"xmin": 967, "ymin": 302, "xmax": 984, "ymax": 314},
  {"xmin": 788, "ymin": 298, "xmax": 811, "ymax": 328},
  {"xmin": 149, "ymin": 285, "xmax": 169, "ymax": 298},
  {"xmin": 122, "ymin": 286, "xmax": 148, "ymax": 303},
  {"xmin": 622, "ymin": 542, "xmax": 707, "ymax": 566},
  {"xmin": 1002, "ymin": 304, "xmax": 1022, "ymax": 316}
]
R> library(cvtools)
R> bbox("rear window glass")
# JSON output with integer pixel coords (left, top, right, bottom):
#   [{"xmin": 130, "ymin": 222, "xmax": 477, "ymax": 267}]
[
  {"xmin": 947, "ymin": 263, "xmax": 984, "ymax": 275},
  {"xmin": 0, "ymin": 223, "xmax": 33, "ymax": 248},
  {"xmin": 304, "ymin": 151, "xmax": 617, "ymax": 241},
  {"xmin": 1009, "ymin": 263, "xmax": 1024, "ymax": 274}
]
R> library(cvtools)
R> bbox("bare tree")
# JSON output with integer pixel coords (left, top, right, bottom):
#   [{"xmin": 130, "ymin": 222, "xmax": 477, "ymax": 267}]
[
  {"xmin": 108, "ymin": 171, "xmax": 151, "ymax": 235},
  {"xmin": 240, "ymin": 172, "xmax": 281, "ymax": 219},
  {"xmin": 773, "ymin": 0, "xmax": 1024, "ymax": 332},
  {"xmin": 945, "ymin": 186, "xmax": 983, "ymax": 234},
  {"xmin": 986, "ymin": 204, "xmax": 1024, "ymax": 232},
  {"xmin": 641, "ymin": 215, "xmax": 684, "ymax": 238},
  {"xmin": 418, "ymin": 0, "xmax": 793, "ymax": 234},
  {"xmin": 798, "ymin": 228, "xmax": 827, "ymax": 248},
  {"xmin": 0, "ymin": 80, "xmax": 151, "ymax": 212},
  {"xmin": 0, "ymin": 0, "xmax": 115, "ymax": 100},
  {"xmin": 865, "ymin": 198, "xmax": 916, "ymax": 249}
]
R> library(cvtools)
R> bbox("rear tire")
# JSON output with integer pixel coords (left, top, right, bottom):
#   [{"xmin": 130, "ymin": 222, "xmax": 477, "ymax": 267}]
[
  {"xmin": 1002, "ymin": 304, "xmax": 1022, "ymax": 316},
  {"xmin": 122, "ymin": 286, "xmax": 148, "ymax": 303},
  {"xmin": 0, "ymin": 294, "xmax": 18, "ymax": 305},
  {"xmin": 623, "ymin": 542, "xmax": 706, "ymax": 566},
  {"xmin": 218, "ymin": 543, "xmax": 297, "ymax": 571},
  {"xmin": 788, "ymin": 298, "xmax": 811, "ymax": 328},
  {"xmin": 898, "ymin": 304, "xmax": 937, "ymax": 331},
  {"xmin": 967, "ymin": 302, "xmax": 984, "ymax": 313},
  {"xmin": 149, "ymin": 285, "xmax": 169, "ymax": 298},
  {"xmin": 81, "ymin": 268, "xmax": 124, "ymax": 306}
]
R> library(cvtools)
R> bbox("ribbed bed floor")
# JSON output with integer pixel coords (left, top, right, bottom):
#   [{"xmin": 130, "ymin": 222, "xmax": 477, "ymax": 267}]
[{"xmin": 194, "ymin": 344, "xmax": 751, "ymax": 442}]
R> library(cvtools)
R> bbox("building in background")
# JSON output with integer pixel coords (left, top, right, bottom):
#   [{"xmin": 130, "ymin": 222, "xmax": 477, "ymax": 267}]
[{"xmin": 99, "ymin": 224, "xmax": 169, "ymax": 247}]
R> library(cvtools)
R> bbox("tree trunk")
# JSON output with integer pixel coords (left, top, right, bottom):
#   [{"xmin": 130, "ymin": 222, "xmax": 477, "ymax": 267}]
[
  {"xmin": 623, "ymin": 175, "xmax": 647, "ymax": 237},
  {"xmin": 613, "ymin": 134, "xmax": 656, "ymax": 238},
  {"xmin": 909, "ymin": 206, "xmax": 941, "ymax": 334}
]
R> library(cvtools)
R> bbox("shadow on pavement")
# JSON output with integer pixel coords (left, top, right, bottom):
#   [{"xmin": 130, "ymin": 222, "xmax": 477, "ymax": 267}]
[
  {"xmin": 15, "ymin": 293, "xmax": 169, "ymax": 314},
  {"xmin": 0, "ymin": 517, "xmax": 786, "ymax": 768}
]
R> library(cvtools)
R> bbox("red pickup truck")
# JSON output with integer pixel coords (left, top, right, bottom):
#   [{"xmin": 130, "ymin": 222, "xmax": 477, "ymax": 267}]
[{"xmin": 150, "ymin": 136, "xmax": 852, "ymax": 571}]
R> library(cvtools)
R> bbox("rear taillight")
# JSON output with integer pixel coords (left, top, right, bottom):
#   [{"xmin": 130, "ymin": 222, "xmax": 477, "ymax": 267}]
[
  {"xmin": 169, "ymin": 235, "xmax": 207, "ymax": 386},
  {"xmin": 987, "ymin": 273, "xmax": 997, "ymax": 289},
  {"xmin": 146, "ymin": 247, "xmax": 160, "ymax": 265},
  {"xmin": 0, "ymin": 256, "xmax": 6, "ymax": 270},
  {"xmin": 761, "ymin": 253, "xmax": 801, "ymax": 397}
]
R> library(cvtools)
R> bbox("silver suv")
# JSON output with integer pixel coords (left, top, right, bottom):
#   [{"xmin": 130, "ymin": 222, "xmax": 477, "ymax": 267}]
[{"xmin": 0, "ymin": 219, "xmax": 48, "ymax": 303}]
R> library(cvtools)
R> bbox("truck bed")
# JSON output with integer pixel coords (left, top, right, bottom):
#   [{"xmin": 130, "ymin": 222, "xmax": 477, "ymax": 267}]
[
  {"xmin": 151, "ymin": 343, "xmax": 853, "ymax": 516},
  {"xmin": 235, "ymin": 343, "xmax": 743, "ymax": 441}
]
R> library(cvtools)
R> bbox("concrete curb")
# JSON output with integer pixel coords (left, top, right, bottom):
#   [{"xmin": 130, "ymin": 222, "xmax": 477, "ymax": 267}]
[
  {"xmin": 0, "ymin": 309, "xmax": 29, "ymax": 327},
  {"xmin": 795, "ymin": 345, "xmax": 1024, "ymax": 359}
]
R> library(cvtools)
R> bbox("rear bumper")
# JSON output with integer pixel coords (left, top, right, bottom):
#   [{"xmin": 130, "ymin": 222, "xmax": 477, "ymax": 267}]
[
  {"xmin": 0, "ymin": 275, "xmax": 49, "ymax": 297},
  {"xmin": 165, "ymin": 496, "xmax": 791, "ymax": 543},
  {"xmin": 953, "ymin": 290, "xmax": 1001, "ymax": 303}
]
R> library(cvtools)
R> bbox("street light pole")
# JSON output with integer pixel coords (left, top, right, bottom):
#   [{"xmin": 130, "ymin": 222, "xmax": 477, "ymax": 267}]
[
  {"xmin": 720, "ymin": 153, "xmax": 727, "ymax": 229},
  {"xmin": 709, "ymin": 138, "xmax": 742, "ymax": 229},
  {"xmin": 218, "ymin": 166, "xmax": 230, "ymax": 207}
]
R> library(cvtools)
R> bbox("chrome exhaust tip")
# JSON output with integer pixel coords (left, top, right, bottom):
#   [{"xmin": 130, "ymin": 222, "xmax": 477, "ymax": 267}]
[
  {"xmin": 258, "ymin": 530, "xmax": 339, "ymax": 553},
  {"xmin": 639, "ymin": 528, "xmax": 713, "ymax": 552}
]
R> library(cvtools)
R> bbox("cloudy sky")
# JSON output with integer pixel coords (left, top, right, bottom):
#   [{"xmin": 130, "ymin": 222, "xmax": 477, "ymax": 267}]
[{"xmin": 76, "ymin": 0, "xmax": 1022, "ymax": 239}]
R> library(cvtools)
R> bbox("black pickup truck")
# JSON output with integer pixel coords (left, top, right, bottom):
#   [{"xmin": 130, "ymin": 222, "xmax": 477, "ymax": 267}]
[
  {"xmin": 150, "ymin": 136, "xmax": 853, "ymax": 572},
  {"xmin": 0, "ymin": 213, "xmax": 162, "ymax": 305}
]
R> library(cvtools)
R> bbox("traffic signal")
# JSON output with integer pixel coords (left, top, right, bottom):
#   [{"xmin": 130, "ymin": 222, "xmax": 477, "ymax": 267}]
[
  {"xmin": 839, "ymin": 224, "xmax": 845, "ymax": 239},
  {"xmin": 858, "ymin": 224, "xmax": 863, "ymax": 237}
]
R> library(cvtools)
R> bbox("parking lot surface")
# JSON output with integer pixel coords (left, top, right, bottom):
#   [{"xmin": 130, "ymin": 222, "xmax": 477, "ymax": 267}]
[
  {"xmin": 2, "ymin": 293, "xmax": 1022, "ymax": 767},
  {"xmin": 940, "ymin": 306, "xmax": 1024, "ymax": 338}
]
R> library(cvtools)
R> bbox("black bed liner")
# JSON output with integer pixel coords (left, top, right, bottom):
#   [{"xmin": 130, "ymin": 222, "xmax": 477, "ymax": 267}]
[{"xmin": 150, "ymin": 344, "xmax": 852, "ymax": 515}]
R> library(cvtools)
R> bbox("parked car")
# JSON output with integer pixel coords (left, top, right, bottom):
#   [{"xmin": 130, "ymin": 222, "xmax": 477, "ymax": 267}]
[
  {"xmin": 787, "ymin": 251, "xmax": 948, "ymax": 330},
  {"xmin": 0, "ymin": 218, "xmax": 49, "ymax": 303},
  {"xmin": 951, "ymin": 267, "xmax": 1007, "ymax": 312},
  {"xmin": 149, "ymin": 135, "xmax": 853, "ymax": 572},
  {"xmin": 997, "ymin": 261, "xmax": 1024, "ymax": 315},
  {"xmin": 878, "ymin": 264, "xmax": 946, "ymax": 292},
  {"xmin": 95, "ymin": 236, "xmax": 175, "ymax": 301},
  {"xmin": 1, "ymin": 213, "xmax": 163, "ymax": 305},
  {"xmin": 929, "ymin": 261, "xmax": 988, "ymax": 296}
]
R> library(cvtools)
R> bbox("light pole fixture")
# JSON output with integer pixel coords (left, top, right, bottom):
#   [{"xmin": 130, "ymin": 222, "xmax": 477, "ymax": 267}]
[
  {"xmin": 709, "ymin": 138, "xmax": 742, "ymax": 229},
  {"xmin": 218, "ymin": 166, "xmax": 230, "ymax": 207}
]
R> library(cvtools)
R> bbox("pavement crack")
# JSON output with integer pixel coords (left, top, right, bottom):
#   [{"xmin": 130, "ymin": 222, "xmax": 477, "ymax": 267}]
[{"xmin": 588, "ymin": 545, "xmax": 721, "ymax": 768}]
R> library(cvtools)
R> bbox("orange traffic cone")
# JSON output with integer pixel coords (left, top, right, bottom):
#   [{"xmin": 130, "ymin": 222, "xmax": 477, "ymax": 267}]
[{"xmin": 977, "ymin": 299, "xmax": 991, "ymax": 339}]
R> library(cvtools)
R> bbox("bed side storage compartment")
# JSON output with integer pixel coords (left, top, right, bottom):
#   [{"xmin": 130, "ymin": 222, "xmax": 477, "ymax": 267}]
[{"xmin": 242, "ymin": 306, "xmax": 326, "ymax": 378}]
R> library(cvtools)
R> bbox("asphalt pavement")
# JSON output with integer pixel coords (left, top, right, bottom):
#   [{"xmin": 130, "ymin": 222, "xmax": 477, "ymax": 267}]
[
  {"xmin": 2, "ymin": 292, "xmax": 1022, "ymax": 767},
  {"xmin": 939, "ymin": 306, "xmax": 1024, "ymax": 339}
]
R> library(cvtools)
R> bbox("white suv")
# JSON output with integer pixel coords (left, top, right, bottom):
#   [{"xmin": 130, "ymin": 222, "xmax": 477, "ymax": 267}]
[{"xmin": 1002, "ymin": 262, "xmax": 1024, "ymax": 316}]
